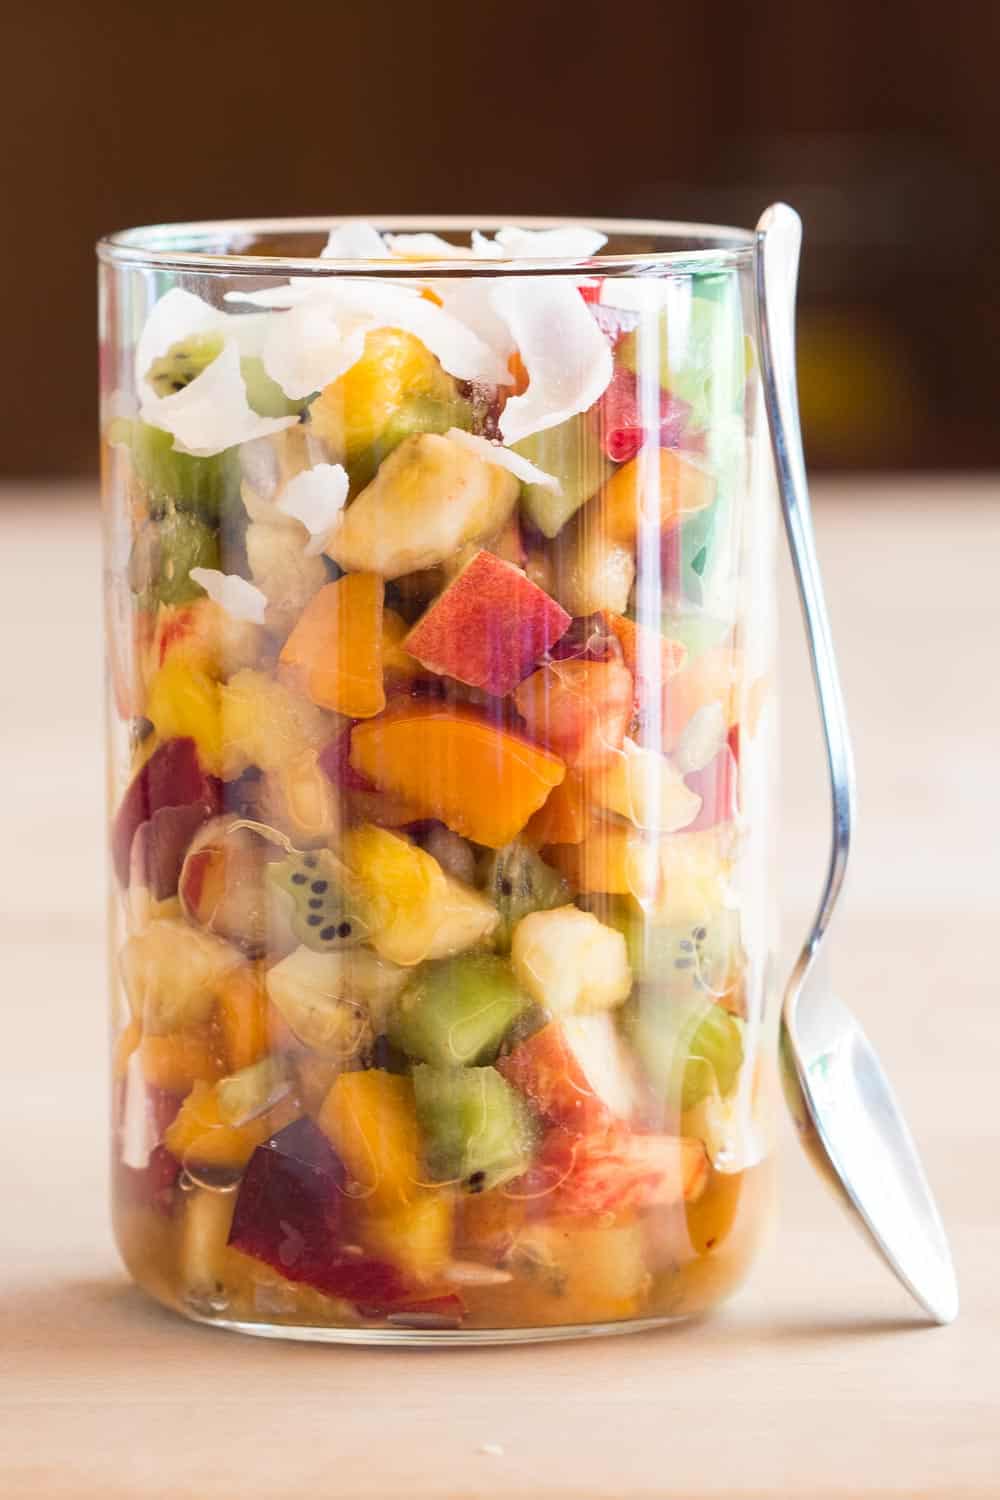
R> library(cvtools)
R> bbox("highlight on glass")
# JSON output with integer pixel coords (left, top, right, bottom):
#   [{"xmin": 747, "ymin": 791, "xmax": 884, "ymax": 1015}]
[{"xmin": 98, "ymin": 217, "xmax": 778, "ymax": 1342}]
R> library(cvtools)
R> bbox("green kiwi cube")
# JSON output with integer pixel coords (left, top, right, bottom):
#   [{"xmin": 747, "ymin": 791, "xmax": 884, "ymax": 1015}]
[
  {"xmin": 478, "ymin": 843, "xmax": 570, "ymax": 955},
  {"xmin": 387, "ymin": 954, "xmax": 529, "ymax": 1068},
  {"xmin": 630, "ymin": 994, "xmax": 744, "ymax": 1112},
  {"xmin": 267, "ymin": 849, "xmax": 372, "ymax": 953},
  {"xmin": 413, "ymin": 1064, "xmax": 537, "ymax": 1192},
  {"xmin": 512, "ymin": 411, "xmax": 612, "ymax": 537}
]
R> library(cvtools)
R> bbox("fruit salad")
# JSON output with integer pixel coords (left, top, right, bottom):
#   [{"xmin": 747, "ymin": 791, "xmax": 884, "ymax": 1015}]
[{"xmin": 101, "ymin": 221, "xmax": 776, "ymax": 1340}]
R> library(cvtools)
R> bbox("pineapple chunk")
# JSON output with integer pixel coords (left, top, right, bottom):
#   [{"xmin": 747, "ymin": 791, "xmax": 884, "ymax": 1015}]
[
  {"xmin": 511, "ymin": 905, "xmax": 632, "ymax": 1016},
  {"xmin": 595, "ymin": 739, "xmax": 703, "ymax": 832},
  {"xmin": 344, "ymin": 824, "xmax": 498, "ymax": 967},
  {"xmin": 145, "ymin": 657, "xmax": 223, "ymax": 774},
  {"xmin": 245, "ymin": 520, "xmax": 328, "ymax": 640},
  {"xmin": 326, "ymin": 433, "xmax": 519, "ymax": 579},
  {"xmin": 265, "ymin": 945, "xmax": 407, "ymax": 1057},
  {"xmin": 120, "ymin": 918, "xmax": 242, "ymax": 1033},
  {"xmin": 218, "ymin": 668, "xmax": 342, "ymax": 778},
  {"xmin": 308, "ymin": 327, "xmax": 456, "ymax": 462}
]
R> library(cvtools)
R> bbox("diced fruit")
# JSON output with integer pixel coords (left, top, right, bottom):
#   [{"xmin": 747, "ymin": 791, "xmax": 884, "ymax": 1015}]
[
  {"xmin": 381, "ymin": 607, "xmax": 420, "ymax": 686},
  {"xmin": 602, "ymin": 611, "xmax": 687, "ymax": 728},
  {"xmin": 549, "ymin": 825, "xmax": 731, "ymax": 919},
  {"xmin": 318, "ymin": 1069, "xmax": 423, "ymax": 1209},
  {"xmin": 550, "ymin": 515, "xmax": 636, "ymax": 617},
  {"xmin": 522, "ymin": 771, "xmax": 592, "ymax": 848},
  {"xmin": 600, "ymin": 447, "xmax": 715, "ymax": 548},
  {"xmin": 511, "ymin": 411, "xmax": 612, "ymax": 538},
  {"xmin": 593, "ymin": 740, "xmax": 702, "ymax": 832},
  {"xmin": 139, "ymin": 1030, "xmax": 224, "ymax": 1094},
  {"xmin": 616, "ymin": 283, "xmax": 746, "ymax": 428},
  {"xmin": 538, "ymin": 1127, "xmax": 710, "ymax": 1214},
  {"xmin": 602, "ymin": 906, "xmax": 745, "ymax": 1017},
  {"xmin": 630, "ymin": 995, "xmax": 745, "ymax": 1113},
  {"xmin": 499, "ymin": 1218, "xmax": 649, "ymax": 1324},
  {"xmin": 478, "ymin": 842, "xmax": 570, "ymax": 953},
  {"xmin": 514, "ymin": 659, "xmax": 632, "ymax": 770},
  {"xmin": 326, "ymin": 433, "xmax": 520, "ymax": 579},
  {"xmin": 111, "ymin": 737, "xmax": 220, "ymax": 889},
  {"xmin": 120, "ymin": 918, "xmax": 242, "ymax": 1033},
  {"xmin": 413, "ymin": 1065, "xmax": 537, "ymax": 1192},
  {"xmin": 662, "ymin": 647, "xmax": 743, "ymax": 751},
  {"xmin": 403, "ymin": 550, "xmax": 570, "ymax": 698},
  {"xmin": 119, "ymin": 1142, "xmax": 181, "ymax": 1216},
  {"xmin": 146, "ymin": 659, "xmax": 223, "ymax": 775},
  {"xmin": 349, "ymin": 707, "xmax": 565, "ymax": 849},
  {"xmin": 279, "ymin": 574, "xmax": 386, "ymax": 718},
  {"xmin": 218, "ymin": 668, "xmax": 340, "ymax": 779},
  {"xmin": 164, "ymin": 1077, "xmax": 300, "ymax": 1171},
  {"xmin": 216, "ymin": 1055, "xmax": 292, "ymax": 1126},
  {"xmin": 262, "ymin": 748, "xmax": 341, "ymax": 845},
  {"xmin": 596, "ymin": 365, "xmax": 690, "ymax": 463},
  {"xmin": 129, "ymin": 512, "xmax": 221, "ymax": 609},
  {"xmin": 244, "ymin": 519, "xmax": 328, "ymax": 640},
  {"xmin": 266, "ymin": 945, "xmax": 404, "ymax": 1058},
  {"xmin": 145, "ymin": 331, "xmax": 221, "ymax": 397},
  {"xmin": 419, "ymin": 825, "xmax": 476, "ymax": 885},
  {"xmin": 498, "ymin": 1013, "xmax": 638, "ymax": 1133},
  {"xmin": 387, "ymin": 954, "xmax": 529, "ymax": 1067},
  {"xmin": 674, "ymin": 701, "xmax": 728, "ymax": 774},
  {"xmin": 214, "ymin": 964, "xmax": 271, "ymax": 1072},
  {"xmin": 343, "ymin": 824, "xmax": 498, "ymax": 965},
  {"xmin": 179, "ymin": 815, "xmax": 290, "ymax": 955},
  {"xmin": 546, "ymin": 819, "xmax": 634, "ymax": 896},
  {"xmin": 180, "ymin": 1185, "xmax": 237, "ymax": 1308},
  {"xmin": 346, "ymin": 392, "xmax": 475, "ymax": 493},
  {"xmin": 682, "ymin": 745, "xmax": 738, "ymax": 831},
  {"xmin": 228, "ymin": 1116, "xmax": 412, "ymax": 1307},
  {"xmin": 358, "ymin": 1191, "xmax": 454, "ymax": 1285},
  {"xmin": 267, "ymin": 845, "xmax": 373, "ymax": 953},
  {"xmin": 124, "ymin": 418, "xmax": 240, "ymax": 521},
  {"xmin": 511, "ymin": 905, "xmax": 632, "ymax": 1016},
  {"xmin": 151, "ymin": 597, "xmax": 262, "ymax": 680},
  {"xmin": 309, "ymin": 328, "xmax": 458, "ymax": 463}
]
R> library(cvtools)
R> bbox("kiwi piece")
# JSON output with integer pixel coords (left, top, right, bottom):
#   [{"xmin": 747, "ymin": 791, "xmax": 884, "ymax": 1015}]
[
  {"xmin": 129, "ymin": 510, "xmax": 220, "ymax": 607},
  {"xmin": 240, "ymin": 355, "xmax": 309, "ymax": 419},
  {"xmin": 127, "ymin": 419, "xmax": 241, "ymax": 521},
  {"xmin": 583, "ymin": 899, "xmax": 743, "ymax": 1011},
  {"xmin": 387, "ymin": 954, "xmax": 529, "ymax": 1068},
  {"xmin": 478, "ymin": 843, "xmax": 570, "ymax": 955},
  {"xmin": 147, "ymin": 332, "xmax": 225, "ymax": 397},
  {"xmin": 412, "ymin": 1064, "xmax": 537, "ymax": 1193},
  {"xmin": 512, "ymin": 410, "xmax": 612, "ymax": 538},
  {"xmin": 629, "ymin": 994, "xmax": 744, "ymax": 1112},
  {"xmin": 267, "ymin": 847, "xmax": 373, "ymax": 954},
  {"xmin": 345, "ymin": 392, "xmax": 474, "ymax": 493}
]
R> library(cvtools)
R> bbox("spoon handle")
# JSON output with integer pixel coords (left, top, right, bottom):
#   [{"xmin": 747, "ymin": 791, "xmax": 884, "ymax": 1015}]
[{"xmin": 754, "ymin": 203, "xmax": 857, "ymax": 957}]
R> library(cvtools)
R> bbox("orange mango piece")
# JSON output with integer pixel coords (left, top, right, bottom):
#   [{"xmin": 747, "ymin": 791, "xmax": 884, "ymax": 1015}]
[
  {"xmin": 280, "ymin": 573, "xmax": 385, "ymax": 718},
  {"xmin": 214, "ymin": 965, "xmax": 272, "ymax": 1074},
  {"xmin": 357, "ymin": 1193, "xmax": 454, "ymax": 1284},
  {"xmin": 164, "ymin": 1081, "xmax": 300, "ymax": 1171},
  {"xmin": 601, "ymin": 446, "xmax": 715, "ymax": 547},
  {"xmin": 546, "ymin": 818, "xmax": 634, "ymax": 895},
  {"xmin": 349, "ymin": 706, "xmax": 565, "ymax": 849},
  {"xmin": 140, "ymin": 1030, "xmax": 225, "ymax": 1094},
  {"xmin": 319, "ymin": 1069, "xmax": 423, "ymax": 1210},
  {"xmin": 523, "ymin": 770, "xmax": 594, "ymax": 847}
]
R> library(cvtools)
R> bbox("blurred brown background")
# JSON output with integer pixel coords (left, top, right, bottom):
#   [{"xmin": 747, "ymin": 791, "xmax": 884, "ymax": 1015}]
[{"xmin": 2, "ymin": 0, "xmax": 997, "ymax": 477}]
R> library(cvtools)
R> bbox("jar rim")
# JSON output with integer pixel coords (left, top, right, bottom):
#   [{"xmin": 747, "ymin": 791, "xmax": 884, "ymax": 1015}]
[{"xmin": 97, "ymin": 215, "xmax": 754, "ymax": 277}]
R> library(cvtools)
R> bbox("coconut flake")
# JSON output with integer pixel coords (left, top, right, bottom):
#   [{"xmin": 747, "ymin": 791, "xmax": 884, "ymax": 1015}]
[
  {"xmin": 139, "ymin": 339, "xmax": 299, "ymax": 456},
  {"xmin": 476, "ymin": 226, "xmax": 608, "ymax": 260},
  {"xmin": 189, "ymin": 567, "xmax": 268, "ymax": 624},
  {"xmin": 384, "ymin": 232, "xmax": 468, "ymax": 258},
  {"xmin": 275, "ymin": 463, "xmax": 350, "ymax": 554},
  {"xmin": 134, "ymin": 287, "xmax": 225, "ymax": 392},
  {"xmin": 491, "ymin": 278, "xmax": 614, "ymax": 444},
  {"xmin": 321, "ymin": 221, "xmax": 390, "ymax": 258},
  {"xmin": 258, "ymin": 279, "xmax": 512, "ymax": 399},
  {"xmin": 444, "ymin": 428, "xmax": 560, "ymax": 491}
]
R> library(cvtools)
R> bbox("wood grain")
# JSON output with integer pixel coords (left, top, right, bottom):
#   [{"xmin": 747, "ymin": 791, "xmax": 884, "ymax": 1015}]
[{"xmin": 1, "ymin": 481, "xmax": 998, "ymax": 1498}]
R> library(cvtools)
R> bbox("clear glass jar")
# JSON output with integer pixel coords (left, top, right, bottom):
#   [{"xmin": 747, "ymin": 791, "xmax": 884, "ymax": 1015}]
[{"xmin": 98, "ymin": 218, "xmax": 778, "ymax": 1343}]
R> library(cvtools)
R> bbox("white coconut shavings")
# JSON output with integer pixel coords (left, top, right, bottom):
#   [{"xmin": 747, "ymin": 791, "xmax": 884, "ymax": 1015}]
[
  {"xmin": 257, "ymin": 280, "xmax": 512, "ymax": 399},
  {"xmin": 134, "ymin": 286, "xmax": 225, "ymax": 392},
  {"xmin": 320, "ymin": 221, "xmax": 391, "ymax": 258},
  {"xmin": 275, "ymin": 464, "xmax": 350, "ymax": 554},
  {"xmin": 444, "ymin": 428, "xmax": 560, "ymax": 491},
  {"xmin": 189, "ymin": 567, "xmax": 268, "ymax": 624},
  {"xmin": 477, "ymin": 225, "xmax": 608, "ymax": 260},
  {"xmin": 491, "ymin": 278, "xmax": 614, "ymax": 444},
  {"xmin": 384, "ymin": 232, "xmax": 468, "ymax": 258},
  {"xmin": 139, "ymin": 339, "xmax": 299, "ymax": 456}
]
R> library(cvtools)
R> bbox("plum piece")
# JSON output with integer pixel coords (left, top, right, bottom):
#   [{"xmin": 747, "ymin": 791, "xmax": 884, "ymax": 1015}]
[
  {"xmin": 111, "ymin": 737, "xmax": 220, "ymax": 889},
  {"xmin": 228, "ymin": 1117, "xmax": 411, "ymax": 1307}
]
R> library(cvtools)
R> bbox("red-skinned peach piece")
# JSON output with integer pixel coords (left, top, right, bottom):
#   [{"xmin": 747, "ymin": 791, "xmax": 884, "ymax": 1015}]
[
  {"xmin": 404, "ymin": 550, "xmax": 571, "ymax": 698},
  {"xmin": 514, "ymin": 658, "xmax": 633, "ymax": 770},
  {"xmin": 602, "ymin": 611, "xmax": 687, "ymax": 724},
  {"xmin": 498, "ymin": 1022, "xmax": 614, "ymax": 1135}
]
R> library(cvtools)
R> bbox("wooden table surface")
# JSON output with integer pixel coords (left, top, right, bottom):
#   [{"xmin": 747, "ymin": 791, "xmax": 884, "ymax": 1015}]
[{"xmin": 2, "ymin": 479, "xmax": 998, "ymax": 1499}]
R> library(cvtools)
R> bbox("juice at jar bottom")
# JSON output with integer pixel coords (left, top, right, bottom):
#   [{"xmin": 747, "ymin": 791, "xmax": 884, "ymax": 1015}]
[{"xmin": 100, "ymin": 218, "xmax": 777, "ymax": 1341}]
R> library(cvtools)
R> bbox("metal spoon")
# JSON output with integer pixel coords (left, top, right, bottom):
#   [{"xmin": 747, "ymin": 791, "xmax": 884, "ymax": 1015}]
[{"xmin": 754, "ymin": 203, "xmax": 959, "ymax": 1324}]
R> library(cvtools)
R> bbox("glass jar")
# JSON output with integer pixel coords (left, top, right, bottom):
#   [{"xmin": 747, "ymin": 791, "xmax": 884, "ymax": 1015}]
[{"xmin": 98, "ymin": 218, "xmax": 778, "ymax": 1343}]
